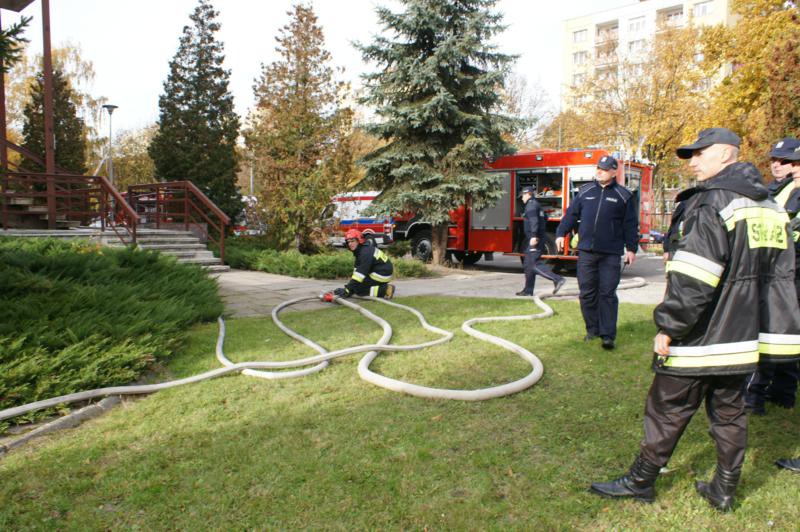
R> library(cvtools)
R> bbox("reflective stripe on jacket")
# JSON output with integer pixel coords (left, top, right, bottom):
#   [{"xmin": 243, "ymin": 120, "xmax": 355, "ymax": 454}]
[{"xmin": 654, "ymin": 162, "xmax": 800, "ymax": 376}]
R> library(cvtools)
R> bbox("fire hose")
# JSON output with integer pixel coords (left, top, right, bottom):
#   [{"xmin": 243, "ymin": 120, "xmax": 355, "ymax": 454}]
[{"xmin": 0, "ymin": 277, "xmax": 647, "ymax": 424}]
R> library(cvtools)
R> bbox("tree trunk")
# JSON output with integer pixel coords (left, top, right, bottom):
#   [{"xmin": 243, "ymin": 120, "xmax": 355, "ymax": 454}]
[{"xmin": 431, "ymin": 223, "xmax": 448, "ymax": 265}]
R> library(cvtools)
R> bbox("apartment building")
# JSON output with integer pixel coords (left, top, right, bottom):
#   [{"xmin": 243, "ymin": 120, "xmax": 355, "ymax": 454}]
[{"xmin": 562, "ymin": 0, "xmax": 736, "ymax": 109}]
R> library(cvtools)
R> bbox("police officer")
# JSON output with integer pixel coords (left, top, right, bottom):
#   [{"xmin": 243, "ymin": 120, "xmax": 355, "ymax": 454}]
[
  {"xmin": 516, "ymin": 186, "xmax": 565, "ymax": 296},
  {"xmin": 333, "ymin": 229, "xmax": 395, "ymax": 299},
  {"xmin": 745, "ymin": 137, "xmax": 800, "ymax": 415},
  {"xmin": 555, "ymin": 155, "xmax": 638, "ymax": 350},
  {"xmin": 589, "ymin": 128, "xmax": 800, "ymax": 511}
]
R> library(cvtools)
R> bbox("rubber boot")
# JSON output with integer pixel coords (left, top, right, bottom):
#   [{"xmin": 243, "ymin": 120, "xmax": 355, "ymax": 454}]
[
  {"xmin": 590, "ymin": 454, "xmax": 660, "ymax": 503},
  {"xmin": 695, "ymin": 466, "xmax": 740, "ymax": 512},
  {"xmin": 775, "ymin": 457, "xmax": 800, "ymax": 473}
]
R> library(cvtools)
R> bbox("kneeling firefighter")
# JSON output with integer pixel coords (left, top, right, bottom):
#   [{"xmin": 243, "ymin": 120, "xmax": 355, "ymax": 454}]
[{"xmin": 332, "ymin": 229, "xmax": 395, "ymax": 299}]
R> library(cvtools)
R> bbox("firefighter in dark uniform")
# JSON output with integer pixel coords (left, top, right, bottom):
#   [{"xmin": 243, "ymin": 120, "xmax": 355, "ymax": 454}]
[
  {"xmin": 745, "ymin": 136, "xmax": 800, "ymax": 415},
  {"xmin": 775, "ymin": 144, "xmax": 800, "ymax": 473},
  {"xmin": 516, "ymin": 186, "xmax": 566, "ymax": 296},
  {"xmin": 333, "ymin": 228, "xmax": 396, "ymax": 299},
  {"xmin": 555, "ymin": 155, "xmax": 638, "ymax": 350},
  {"xmin": 589, "ymin": 128, "xmax": 800, "ymax": 511}
]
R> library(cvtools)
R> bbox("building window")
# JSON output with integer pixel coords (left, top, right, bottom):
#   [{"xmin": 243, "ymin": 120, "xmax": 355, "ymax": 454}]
[
  {"xmin": 628, "ymin": 39, "xmax": 646, "ymax": 53},
  {"xmin": 573, "ymin": 51, "xmax": 589, "ymax": 65},
  {"xmin": 693, "ymin": 1, "xmax": 713, "ymax": 17},
  {"xmin": 573, "ymin": 29, "xmax": 588, "ymax": 43},
  {"xmin": 596, "ymin": 49, "xmax": 617, "ymax": 66},
  {"xmin": 596, "ymin": 24, "xmax": 619, "ymax": 43},
  {"xmin": 663, "ymin": 9, "xmax": 683, "ymax": 27},
  {"xmin": 629, "ymin": 16, "xmax": 645, "ymax": 33},
  {"xmin": 693, "ymin": 52, "xmax": 704, "ymax": 63},
  {"xmin": 572, "ymin": 73, "xmax": 586, "ymax": 86}
]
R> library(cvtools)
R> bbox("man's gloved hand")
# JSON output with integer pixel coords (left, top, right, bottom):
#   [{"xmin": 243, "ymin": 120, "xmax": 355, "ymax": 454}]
[{"xmin": 333, "ymin": 287, "xmax": 350, "ymax": 298}]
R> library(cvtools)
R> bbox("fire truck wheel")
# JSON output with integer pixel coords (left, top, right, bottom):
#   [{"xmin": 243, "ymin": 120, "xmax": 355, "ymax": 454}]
[
  {"xmin": 411, "ymin": 229, "xmax": 433, "ymax": 262},
  {"xmin": 451, "ymin": 251, "xmax": 482, "ymax": 266},
  {"xmin": 541, "ymin": 234, "xmax": 557, "ymax": 255}
]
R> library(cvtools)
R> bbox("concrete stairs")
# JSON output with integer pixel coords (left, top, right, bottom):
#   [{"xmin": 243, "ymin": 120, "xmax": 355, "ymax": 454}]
[
  {"xmin": 0, "ymin": 227, "xmax": 229, "ymax": 273},
  {"xmin": 108, "ymin": 229, "xmax": 229, "ymax": 273},
  {"xmin": 5, "ymin": 197, "xmax": 81, "ymax": 229}
]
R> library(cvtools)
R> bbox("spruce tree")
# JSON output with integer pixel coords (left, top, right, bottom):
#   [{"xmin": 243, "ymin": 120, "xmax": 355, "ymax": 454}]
[
  {"xmin": 21, "ymin": 69, "xmax": 87, "ymax": 174},
  {"xmin": 148, "ymin": 0, "xmax": 241, "ymax": 223},
  {"xmin": 357, "ymin": 0, "xmax": 519, "ymax": 263},
  {"xmin": 246, "ymin": 4, "xmax": 351, "ymax": 251}
]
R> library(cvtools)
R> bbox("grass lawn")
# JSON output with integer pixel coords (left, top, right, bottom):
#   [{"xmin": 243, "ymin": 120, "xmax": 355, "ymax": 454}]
[{"xmin": 1, "ymin": 297, "xmax": 798, "ymax": 529}]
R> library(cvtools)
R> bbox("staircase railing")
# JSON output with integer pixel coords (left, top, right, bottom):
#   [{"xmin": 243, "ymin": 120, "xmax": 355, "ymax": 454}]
[
  {"xmin": 2, "ymin": 138, "xmax": 71, "ymax": 174},
  {"xmin": 0, "ymin": 170, "xmax": 139, "ymax": 244},
  {"xmin": 126, "ymin": 181, "xmax": 230, "ymax": 262}
]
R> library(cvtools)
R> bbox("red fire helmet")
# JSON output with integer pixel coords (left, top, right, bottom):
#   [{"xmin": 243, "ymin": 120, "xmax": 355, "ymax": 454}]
[{"xmin": 345, "ymin": 228, "xmax": 365, "ymax": 244}]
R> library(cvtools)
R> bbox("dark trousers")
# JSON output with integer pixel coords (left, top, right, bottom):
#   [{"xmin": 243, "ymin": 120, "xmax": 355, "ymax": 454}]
[
  {"xmin": 745, "ymin": 360, "xmax": 799, "ymax": 408},
  {"xmin": 639, "ymin": 373, "xmax": 748, "ymax": 472},
  {"xmin": 352, "ymin": 277, "xmax": 391, "ymax": 297},
  {"xmin": 577, "ymin": 251, "xmax": 621, "ymax": 339},
  {"xmin": 522, "ymin": 248, "xmax": 561, "ymax": 294}
]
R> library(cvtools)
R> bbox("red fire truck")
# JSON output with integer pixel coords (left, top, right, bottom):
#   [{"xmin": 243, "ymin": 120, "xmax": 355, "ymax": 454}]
[
  {"xmin": 393, "ymin": 148, "xmax": 654, "ymax": 268},
  {"xmin": 324, "ymin": 191, "xmax": 394, "ymax": 247}
]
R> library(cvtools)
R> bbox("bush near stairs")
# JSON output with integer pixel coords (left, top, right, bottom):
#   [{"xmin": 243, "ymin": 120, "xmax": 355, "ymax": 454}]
[{"xmin": 0, "ymin": 238, "xmax": 223, "ymax": 429}]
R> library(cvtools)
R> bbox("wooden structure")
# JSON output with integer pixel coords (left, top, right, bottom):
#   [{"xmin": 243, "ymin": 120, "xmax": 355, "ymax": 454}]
[{"xmin": 0, "ymin": 1, "xmax": 228, "ymax": 260}]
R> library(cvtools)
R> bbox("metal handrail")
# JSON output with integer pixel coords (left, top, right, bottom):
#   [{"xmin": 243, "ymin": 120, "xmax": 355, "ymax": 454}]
[{"xmin": 126, "ymin": 180, "xmax": 229, "ymax": 262}]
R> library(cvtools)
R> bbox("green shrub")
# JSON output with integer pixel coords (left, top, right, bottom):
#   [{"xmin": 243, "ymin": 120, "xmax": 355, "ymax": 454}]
[
  {"xmin": 385, "ymin": 239, "xmax": 411, "ymax": 258},
  {"xmin": 218, "ymin": 236, "xmax": 432, "ymax": 279},
  {"xmin": 394, "ymin": 258, "xmax": 430, "ymax": 278},
  {"xmin": 0, "ymin": 238, "xmax": 222, "ymax": 427}
]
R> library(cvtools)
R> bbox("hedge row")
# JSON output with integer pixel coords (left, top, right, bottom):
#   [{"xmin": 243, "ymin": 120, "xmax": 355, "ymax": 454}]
[
  {"xmin": 221, "ymin": 238, "xmax": 431, "ymax": 279},
  {"xmin": 0, "ymin": 238, "xmax": 222, "ymax": 427}
]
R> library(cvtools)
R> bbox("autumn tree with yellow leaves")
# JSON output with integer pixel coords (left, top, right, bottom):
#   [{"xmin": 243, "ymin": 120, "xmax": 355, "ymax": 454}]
[
  {"xmin": 560, "ymin": 24, "xmax": 710, "ymax": 208},
  {"xmin": 702, "ymin": 0, "xmax": 800, "ymax": 167}
]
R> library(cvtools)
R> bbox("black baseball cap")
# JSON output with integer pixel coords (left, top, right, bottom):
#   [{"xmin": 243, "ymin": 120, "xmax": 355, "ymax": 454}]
[
  {"xmin": 785, "ymin": 145, "xmax": 800, "ymax": 162},
  {"xmin": 770, "ymin": 137, "xmax": 800, "ymax": 158},
  {"xmin": 517, "ymin": 186, "xmax": 535, "ymax": 198},
  {"xmin": 597, "ymin": 155, "xmax": 618, "ymax": 170},
  {"xmin": 676, "ymin": 128, "xmax": 741, "ymax": 159}
]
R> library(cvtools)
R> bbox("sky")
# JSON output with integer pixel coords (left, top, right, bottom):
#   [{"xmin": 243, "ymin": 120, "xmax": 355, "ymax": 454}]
[{"xmin": 3, "ymin": 0, "xmax": 629, "ymax": 132}]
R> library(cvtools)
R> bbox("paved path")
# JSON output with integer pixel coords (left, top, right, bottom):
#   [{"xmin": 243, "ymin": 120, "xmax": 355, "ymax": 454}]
[{"xmin": 213, "ymin": 263, "xmax": 666, "ymax": 318}]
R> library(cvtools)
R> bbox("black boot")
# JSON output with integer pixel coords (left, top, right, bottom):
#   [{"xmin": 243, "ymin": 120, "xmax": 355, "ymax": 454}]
[
  {"xmin": 775, "ymin": 457, "xmax": 800, "ymax": 472},
  {"xmin": 590, "ymin": 454, "xmax": 660, "ymax": 503},
  {"xmin": 695, "ymin": 466, "xmax": 740, "ymax": 512}
]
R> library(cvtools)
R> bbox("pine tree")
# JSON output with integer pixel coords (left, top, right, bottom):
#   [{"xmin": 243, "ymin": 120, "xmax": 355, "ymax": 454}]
[
  {"xmin": 20, "ymin": 69, "xmax": 87, "ymax": 174},
  {"xmin": 0, "ymin": 15, "xmax": 30, "ymax": 74},
  {"xmin": 245, "ymin": 4, "xmax": 352, "ymax": 251},
  {"xmin": 357, "ymin": 0, "xmax": 519, "ymax": 264},
  {"xmin": 148, "ymin": 0, "xmax": 241, "ymax": 223}
]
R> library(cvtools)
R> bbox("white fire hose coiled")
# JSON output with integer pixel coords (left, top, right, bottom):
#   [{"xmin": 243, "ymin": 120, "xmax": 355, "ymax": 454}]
[{"xmin": 0, "ymin": 277, "xmax": 647, "ymax": 423}]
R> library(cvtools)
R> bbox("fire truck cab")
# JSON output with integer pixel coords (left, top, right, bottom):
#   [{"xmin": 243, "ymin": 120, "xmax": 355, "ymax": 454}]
[
  {"xmin": 324, "ymin": 191, "xmax": 394, "ymax": 247},
  {"xmin": 442, "ymin": 148, "xmax": 654, "ymax": 267}
]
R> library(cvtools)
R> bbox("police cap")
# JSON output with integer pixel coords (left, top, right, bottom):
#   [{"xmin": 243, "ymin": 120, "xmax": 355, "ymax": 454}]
[
  {"xmin": 597, "ymin": 155, "xmax": 618, "ymax": 170},
  {"xmin": 785, "ymin": 144, "xmax": 800, "ymax": 162},
  {"xmin": 517, "ymin": 186, "xmax": 535, "ymax": 198},
  {"xmin": 676, "ymin": 128, "xmax": 741, "ymax": 159},
  {"xmin": 770, "ymin": 137, "xmax": 800, "ymax": 159}
]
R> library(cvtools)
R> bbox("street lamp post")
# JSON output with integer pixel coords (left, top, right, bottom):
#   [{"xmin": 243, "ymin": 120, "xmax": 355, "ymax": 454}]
[{"xmin": 102, "ymin": 104, "xmax": 118, "ymax": 185}]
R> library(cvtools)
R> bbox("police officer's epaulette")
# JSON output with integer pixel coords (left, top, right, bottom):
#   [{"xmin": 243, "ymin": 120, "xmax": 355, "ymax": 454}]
[{"xmin": 578, "ymin": 183, "xmax": 596, "ymax": 195}]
